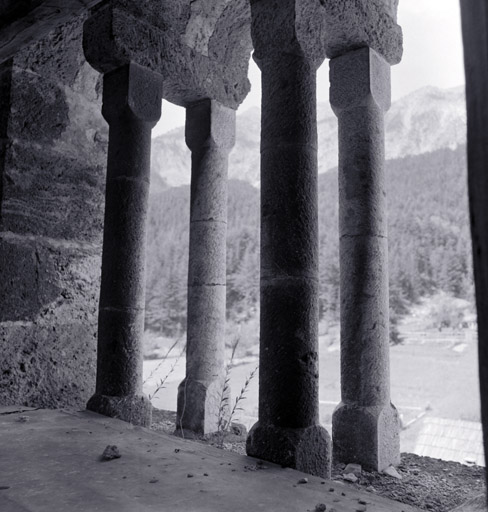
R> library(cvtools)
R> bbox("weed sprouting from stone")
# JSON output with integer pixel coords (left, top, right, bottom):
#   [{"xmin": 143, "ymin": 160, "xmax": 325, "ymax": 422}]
[
  {"xmin": 227, "ymin": 364, "xmax": 258, "ymax": 427},
  {"xmin": 143, "ymin": 336, "xmax": 183, "ymax": 386},
  {"xmin": 216, "ymin": 336, "xmax": 258, "ymax": 447},
  {"xmin": 216, "ymin": 338, "xmax": 238, "ymax": 442},
  {"xmin": 146, "ymin": 340, "xmax": 186, "ymax": 401}
]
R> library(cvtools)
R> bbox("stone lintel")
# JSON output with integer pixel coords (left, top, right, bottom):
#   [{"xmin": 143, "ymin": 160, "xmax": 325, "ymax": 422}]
[
  {"xmin": 101, "ymin": 63, "xmax": 163, "ymax": 126},
  {"xmin": 250, "ymin": 0, "xmax": 327, "ymax": 68},
  {"xmin": 330, "ymin": 47, "xmax": 391, "ymax": 114},
  {"xmin": 185, "ymin": 100, "xmax": 236, "ymax": 152},
  {"xmin": 322, "ymin": 0, "xmax": 403, "ymax": 65},
  {"xmin": 83, "ymin": 2, "xmax": 251, "ymax": 109}
]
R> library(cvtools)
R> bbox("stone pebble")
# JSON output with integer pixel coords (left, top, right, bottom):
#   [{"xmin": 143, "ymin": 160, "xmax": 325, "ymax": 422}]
[{"xmin": 101, "ymin": 445, "xmax": 121, "ymax": 461}]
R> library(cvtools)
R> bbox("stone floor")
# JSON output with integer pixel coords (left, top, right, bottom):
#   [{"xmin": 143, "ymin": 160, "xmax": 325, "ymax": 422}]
[{"xmin": 0, "ymin": 406, "xmax": 420, "ymax": 512}]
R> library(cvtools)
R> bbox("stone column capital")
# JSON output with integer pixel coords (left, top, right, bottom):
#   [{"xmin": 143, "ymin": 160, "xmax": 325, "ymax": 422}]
[
  {"xmin": 82, "ymin": 3, "xmax": 166, "ymax": 76},
  {"xmin": 185, "ymin": 100, "xmax": 236, "ymax": 152},
  {"xmin": 322, "ymin": 0, "xmax": 403, "ymax": 65},
  {"xmin": 330, "ymin": 47, "xmax": 391, "ymax": 114},
  {"xmin": 101, "ymin": 63, "xmax": 163, "ymax": 127},
  {"xmin": 82, "ymin": 1, "xmax": 251, "ymax": 110},
  {"xmin": 250, "ymin": 0, "xmax": 328, "ymax": 69}
]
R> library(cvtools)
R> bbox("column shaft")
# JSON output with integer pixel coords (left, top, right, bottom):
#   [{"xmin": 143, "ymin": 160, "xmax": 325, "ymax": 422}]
[
  {"xmin": 246, "ymin": 54, "xmax": 331, "ymax": 478},
  {"xmin": 87, "ymin": 63, "xmax": 162, "ymax": 427},
  {"xmin": 177, "ymin": 99, "xmax": 235, "ymax": 435},
  {"xmin": 260, "ymin": 55, "xmax": 319, "ymax": 427},
  {"xmin": 339, "ymin": 105, "xmax": 390, "ymax": 406},
  {"xmin": 330, "ymin": 47, "xmax": 400, "ymax": 471}
]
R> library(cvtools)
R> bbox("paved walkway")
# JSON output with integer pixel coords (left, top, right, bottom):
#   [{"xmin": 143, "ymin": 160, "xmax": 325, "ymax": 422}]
[{"xmin": 0, "ymin": 406, "xmax": 420, "ymax": 512}]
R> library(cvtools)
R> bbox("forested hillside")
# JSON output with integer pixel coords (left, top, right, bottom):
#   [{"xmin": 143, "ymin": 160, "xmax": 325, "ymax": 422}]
[{"xmin": 145, "ymin": 145, "xmax": 472, "ymax": 338}]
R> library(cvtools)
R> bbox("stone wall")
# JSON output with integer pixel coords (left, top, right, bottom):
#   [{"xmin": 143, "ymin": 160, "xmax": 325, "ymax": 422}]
[{"xmin": 0, "ymin": 14, "xmax": 106, "ymax": 409}]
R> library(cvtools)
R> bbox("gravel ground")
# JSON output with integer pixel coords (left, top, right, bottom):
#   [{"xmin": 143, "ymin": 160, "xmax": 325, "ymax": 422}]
[
  {"xmin": 151, "ymin": 409, "xmax": 486, "ymax": 512},
  {"xmin": 331, "ymin": 454, "xmax": 485, "ymax": 512}
]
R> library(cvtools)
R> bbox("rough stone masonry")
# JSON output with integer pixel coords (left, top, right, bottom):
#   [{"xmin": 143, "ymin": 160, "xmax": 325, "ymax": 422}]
[{"xmin": 0, "ymin": 14, "xmax": 106, "ymax": 409}]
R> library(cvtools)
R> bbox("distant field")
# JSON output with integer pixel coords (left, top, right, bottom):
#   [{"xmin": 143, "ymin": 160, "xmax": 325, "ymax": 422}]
[{"xmin": 143, "ymin": 326, "xmax": 480, "ymax": 454}]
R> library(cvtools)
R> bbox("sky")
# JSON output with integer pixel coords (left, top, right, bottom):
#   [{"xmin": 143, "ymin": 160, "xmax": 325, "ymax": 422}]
[{"xmin": 154, "ymin": 0, "xmax": 465, "ymax": 137}]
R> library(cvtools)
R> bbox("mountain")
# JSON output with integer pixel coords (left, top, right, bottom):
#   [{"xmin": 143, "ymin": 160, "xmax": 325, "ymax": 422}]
[
  {"xmin": 150, "ymin": 85, "xmax": 466, "ymax": 188},
  {"xmin": 385, "ymin": 86, "xmax": 466, "ymax": 159},
  {"xmin": 151, "ymin": 128, "xmax": 190, "ymax": 191}
]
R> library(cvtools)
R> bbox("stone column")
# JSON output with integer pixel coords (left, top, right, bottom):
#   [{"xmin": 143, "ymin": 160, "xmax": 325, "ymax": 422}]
[
  {"xmin": 86, "ymin": 62, "xmax": 163, "ymax": 427},
  {"xmin": 330, "ymin": 47, "xmax": 400, "ymax": 471},
  {"xmin": 246, "ymin": 0, "xmax": 331, "ymax": 478},
  {"xmin": 460, "ymin": 0, "xmax": 488, "ymax": 486},
  {"xmin": 176, "ymin": 99, "xmax": 235, "ymax": 434}
]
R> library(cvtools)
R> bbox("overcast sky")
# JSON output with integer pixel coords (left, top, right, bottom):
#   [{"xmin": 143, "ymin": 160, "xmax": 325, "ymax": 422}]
[{"xmin": 154, "ymin": 0, "xmax": 465, "ymax": 137}]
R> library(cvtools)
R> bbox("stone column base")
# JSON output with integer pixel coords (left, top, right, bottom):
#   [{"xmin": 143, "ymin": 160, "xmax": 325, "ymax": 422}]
[
  {"xmin": 246, "ymin": 422, "xmax": 332, "ymax": 478},
  {"xmin": 176, "ymin": 377, "xmax": 225, "ymax": 435},
  {"xmin": 332, "ymin": 402, "xmax": 400, "ymax": 471},
  {"xmin": 86, "ymin": 393, "xmax": 152, "ymax": 427}
]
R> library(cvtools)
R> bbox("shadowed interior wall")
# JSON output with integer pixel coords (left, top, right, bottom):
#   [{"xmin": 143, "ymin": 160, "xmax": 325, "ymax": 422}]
[
  {"xmin": 0, "ymin": 14, "xmax": 106, "ymax": 408},
  {"xmin": 460, "ymin": 0, "xmax": 488, "ymax": 487}
]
